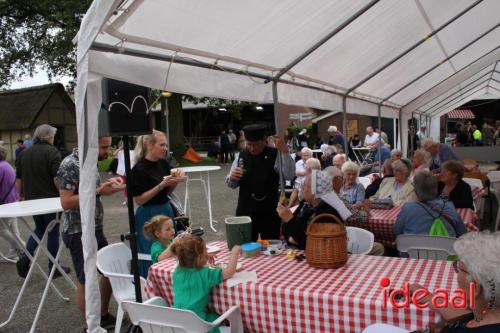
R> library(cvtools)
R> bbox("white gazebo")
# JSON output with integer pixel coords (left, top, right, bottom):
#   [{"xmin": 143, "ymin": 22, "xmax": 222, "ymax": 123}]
[{"xmin": 76, "ymin": 1, "xmax": 500, "ymax": 331}]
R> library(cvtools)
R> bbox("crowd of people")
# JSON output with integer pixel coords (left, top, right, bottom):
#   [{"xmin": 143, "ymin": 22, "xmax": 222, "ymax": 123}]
[
  {"xmin": 2, "ymin": 121, "xmax": 500, "ymax": 332},
  {"xmin": 454, "ymin": 120, "xmax": 500, "ymax": 146}
]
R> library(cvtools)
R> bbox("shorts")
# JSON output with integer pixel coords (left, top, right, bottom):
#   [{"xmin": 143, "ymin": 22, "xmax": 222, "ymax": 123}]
[{"xmin": 62, "ymin": 230, "xmax": 108, "ymax": 284}]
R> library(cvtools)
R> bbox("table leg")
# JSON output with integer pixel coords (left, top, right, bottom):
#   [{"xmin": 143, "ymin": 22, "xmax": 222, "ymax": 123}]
[
  {"xmin": 184, "ymin": 178, "xmax": 190, "ymax": 216},
  {"xmin": 0, "ymin": 219, "xmax": 70, "ymax": 330},
  {"xmin": 206, "ymin": 172, "xmax": 217, "ymax": 232}
]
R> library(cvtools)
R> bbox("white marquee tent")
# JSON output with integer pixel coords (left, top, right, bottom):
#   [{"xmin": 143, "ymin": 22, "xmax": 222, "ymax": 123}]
[{"xmin": 76, "ymin": 1, "xmax": 500, "ymax": 331}]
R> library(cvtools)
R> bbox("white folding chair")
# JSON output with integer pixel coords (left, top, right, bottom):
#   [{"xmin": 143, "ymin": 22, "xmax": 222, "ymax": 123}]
[
  {"xmin": 358, "ymin": 177, "xmax": 371, "ymax": 189},
  {"xmin": 122, "ymin": 297, "xmax": 244, "ymax": 333},
  {"xmin": 346, "ymin": 226, "xmax": 374, "ymax": 254},
  {"xmin": 96, "ymin": 243, "xmax": 148, "ymax": 333},
  {"xmin": 396, "ymin": 235, "xmax": 456, "ymax": 260}
]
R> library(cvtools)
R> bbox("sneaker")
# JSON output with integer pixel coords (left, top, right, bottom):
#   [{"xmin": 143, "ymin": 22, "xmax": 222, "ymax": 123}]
[
  {"xmin": 51, "ymin": 265, "xmax": 71, "ymax": 279},
  {"xmin": 100, "ymin": 313, "xmax": 116, "ymax": 330},
  {"xmin": 16, "ymin": 254, "xmax": 30, "ymax": 278}
]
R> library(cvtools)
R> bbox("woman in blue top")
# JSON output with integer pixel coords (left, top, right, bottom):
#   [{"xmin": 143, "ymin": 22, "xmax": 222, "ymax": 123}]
[
  {"xmin": 394, "ymin": 171, "xmax": 465, "ymax": 237},
  {"xmin": 339, "ymin": 161, "xmax": 365, "ymax": 206}
]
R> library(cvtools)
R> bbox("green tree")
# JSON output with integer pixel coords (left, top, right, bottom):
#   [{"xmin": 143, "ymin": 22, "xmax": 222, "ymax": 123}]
[{"xmin": 0, "ymin": 0, "xmax": 91, "ymax": 88}]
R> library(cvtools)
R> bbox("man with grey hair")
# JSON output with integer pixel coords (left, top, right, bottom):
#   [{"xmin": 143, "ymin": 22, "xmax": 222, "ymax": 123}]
[
  {"xmin": 332, "ymin": 153, "xmax": 346, "ymax": 170},
  {"xmin": 422, "ymin": 137, "xmax": 459, "ymax": 172},
  {"xmin": 394, "ymin": 171, "xmax": 465, "ymax": 236},
  {"xmin": 15, "ymin": 124, "xmax": 70, "ymax": 278}
]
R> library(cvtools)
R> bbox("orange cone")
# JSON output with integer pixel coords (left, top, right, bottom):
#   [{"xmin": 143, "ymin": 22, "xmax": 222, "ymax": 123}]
[{"xmin": 182, "ymin": 147, "xmax": 203, "ymax": 163}]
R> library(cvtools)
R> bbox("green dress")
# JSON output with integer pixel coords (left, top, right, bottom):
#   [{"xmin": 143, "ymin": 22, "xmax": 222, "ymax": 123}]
[
  {"xmin": 150, "ymin": 240, "xmax": 171, "ymax": 264},
  {"xmin": 172, "ymin": 266, "xmax": 223, "ymax": 333}
]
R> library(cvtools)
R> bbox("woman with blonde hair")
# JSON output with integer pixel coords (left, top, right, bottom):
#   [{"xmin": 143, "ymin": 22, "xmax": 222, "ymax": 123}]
[{"xmin": 131, "ymin": 130, "xmax": 186, "ymax": 277}]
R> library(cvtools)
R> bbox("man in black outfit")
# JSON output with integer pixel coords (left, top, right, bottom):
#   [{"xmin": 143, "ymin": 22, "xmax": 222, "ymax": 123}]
[{"xmin": 226, "ymin": 124, "xmax": 295, "ymax": 240}]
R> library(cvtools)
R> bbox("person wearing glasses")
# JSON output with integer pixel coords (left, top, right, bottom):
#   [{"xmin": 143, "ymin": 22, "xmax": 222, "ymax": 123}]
[{"xmin": 363, "ymin": 231, "xmax": 500, "ymax": 333}]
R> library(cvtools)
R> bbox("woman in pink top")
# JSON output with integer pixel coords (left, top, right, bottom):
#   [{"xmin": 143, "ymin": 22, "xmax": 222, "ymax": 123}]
[{"xmin": 411, "ymin": 149, "xmax": 430, "ymax": 180}]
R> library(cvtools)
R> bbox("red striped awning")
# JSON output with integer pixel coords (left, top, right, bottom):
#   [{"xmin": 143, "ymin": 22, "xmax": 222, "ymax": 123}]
[{"xmin": 447, "ymin": 109, "xmax": 475, "ymax": 119}]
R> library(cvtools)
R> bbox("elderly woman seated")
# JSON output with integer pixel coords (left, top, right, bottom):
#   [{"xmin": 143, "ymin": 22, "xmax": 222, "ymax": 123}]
[
  {"xmin": 288, "ymin": 147, "xmax": 313, "ymax": 207},
  {"xmin": 411, "ymin": 148, "xmax": 430, "ymax": 179},
  {"xmin": 364, "ymin": 231, "xmax": 500, "ymax": 333},
  {"xmin": 390, "ymin": 149, "xmax": 402, "ymax": 161},
  {"xmin": 320, "ymin": 145, "xmax": 336, "ymax": 169},
  {"xmin": 394, "ymin": 171, "xmax": 465, "ymax": 237},
  {"xmin": 438, "ymin": 160, "xmax": 474, "ymax": 209},
  {"xmin": 278, "ymin": 169, "xmax": 384, "ymax": 255},
  {"xmin": 339, "ymin": 161, "xmax": 365, "ymax": 205},
  {"xmin": 370, "ymin": 159, "xmax": 417, "ymax": 207},
  {"xmin": 365, "ymin": 159, "xmax": 394, "ymax": 199}
]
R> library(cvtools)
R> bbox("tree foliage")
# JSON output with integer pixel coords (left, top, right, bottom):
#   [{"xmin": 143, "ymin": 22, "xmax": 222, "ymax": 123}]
[{"xmin": 0, "ymin": 0, "xmax": 91, "ymax": 88}]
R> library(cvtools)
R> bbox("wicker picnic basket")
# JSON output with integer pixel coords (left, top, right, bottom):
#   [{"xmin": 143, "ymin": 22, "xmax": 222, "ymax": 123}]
[{"xmin": 305, "ymin": 213, "xmax": 348, "ymax": 269}]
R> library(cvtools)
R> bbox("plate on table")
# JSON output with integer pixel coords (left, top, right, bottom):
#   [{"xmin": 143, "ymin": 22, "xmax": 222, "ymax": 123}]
[{"xmin": 207, "ymin": 245, "xmax": 220, "ymax": 254}]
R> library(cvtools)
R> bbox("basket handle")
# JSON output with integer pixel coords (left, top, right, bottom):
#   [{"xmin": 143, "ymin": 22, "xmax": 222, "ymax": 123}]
[{"xmin": 306, "ymin": 213, "xmax": 344, "ymax": 234}]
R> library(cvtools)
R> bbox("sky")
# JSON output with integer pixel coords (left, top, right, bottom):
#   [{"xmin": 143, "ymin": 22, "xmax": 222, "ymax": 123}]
[{"xmin": 8, "ymin": 68, "xmax": 72, "ymax": 89}]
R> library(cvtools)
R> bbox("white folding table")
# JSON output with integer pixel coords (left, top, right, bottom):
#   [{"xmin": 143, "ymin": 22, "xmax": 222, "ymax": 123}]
[
  {"xmin": 180, "ymin": 166, "xmax": 221, "ymax": 232},
  {"xmin": 352, "ymin": 147, "xmax": 372, "ymax": 166},
  {"xmin": 0, "ymin": 197, "xmax": 76, "ymax": 333}
]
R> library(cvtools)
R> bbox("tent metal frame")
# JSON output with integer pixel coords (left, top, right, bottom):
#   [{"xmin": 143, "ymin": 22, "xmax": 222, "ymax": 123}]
[{"xmin": 429, "ymin": 83, "xmax": 491, "ymax": 117}]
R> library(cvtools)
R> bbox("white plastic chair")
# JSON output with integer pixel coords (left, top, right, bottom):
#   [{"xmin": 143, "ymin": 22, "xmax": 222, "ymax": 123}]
[
  {"xmin": 346, "ymin": 226, "xmax": 374, "ymax": 254},
  {"xmin": 122, "ymin": 297, "xmax": 244, "ymax": 333},
  {"xmin": 96, "ymin": 243, "xmax": 148, "ymax": 333},
  {"xmin": 358, "ymin": 176, "xmax": 371, "ymax": 189},
  {"xmin": 396, "ymin": 235, "xmax": 456, "ymax": 260},
  {"xmin": 362, "ymin": 323, "xmax": 409, "ymax": 333}
]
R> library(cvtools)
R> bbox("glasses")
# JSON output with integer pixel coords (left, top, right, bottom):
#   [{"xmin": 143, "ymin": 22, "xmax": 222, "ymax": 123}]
[{"xmin": 452, "ymin": 261, "xmax": 469, "ymax": 275}]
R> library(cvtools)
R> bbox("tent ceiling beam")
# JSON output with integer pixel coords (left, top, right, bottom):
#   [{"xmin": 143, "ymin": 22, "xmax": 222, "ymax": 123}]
[
  {"xmin": 428, "ymin": 82, "xmax": 489, "ymax": 117},
  {"xmin": 429, "ymin": 86, "xmax": 489, "ymax": 117},
  {"xmin": 89, "ymin": 42, "xmax": 400, "ymax": 108},
  {"xmin": 344, "ymin": 0, "xmax": 483, "ymax": 96},
  {"xmin": 420, "ymin": 71, "xmax": 493, "ymax": 113},
  {"xmin": 491, "ymin": 78, "xmax": 500, "ymax": 85},
  {"xmin": 268, "ymin": 0, "xmax": 380, "ymax": 83},
  {"xmin": 488, "ymin": 86, "xmax": 500, "ymax": 93},
  {"xmin": 381, "ymin": 23, "xmax": 500, "ymax": 105},
  {"xmin": 402, "ymin": 50, "xmax": 500, "ymax": 112}
]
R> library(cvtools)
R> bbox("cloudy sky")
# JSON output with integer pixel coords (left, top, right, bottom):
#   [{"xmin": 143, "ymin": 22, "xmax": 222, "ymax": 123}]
[{"xmin": 9, "ymin": 68, "xmax": 72, "ymax": 89}]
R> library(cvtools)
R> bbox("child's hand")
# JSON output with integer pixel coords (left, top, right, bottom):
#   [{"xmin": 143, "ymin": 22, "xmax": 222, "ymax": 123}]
[
  {"xmin": 231, "ymin": 245, "xmax": 242, "ymax": 257},
  {"xmin": 207, "ymin": 253, "xmax": 217, "ymax": 265}
]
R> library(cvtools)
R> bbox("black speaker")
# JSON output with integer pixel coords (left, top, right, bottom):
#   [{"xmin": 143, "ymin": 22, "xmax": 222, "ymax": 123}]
[{"xmin": 100, "ymin": 79, "xmax": 151, "ymax": 136}]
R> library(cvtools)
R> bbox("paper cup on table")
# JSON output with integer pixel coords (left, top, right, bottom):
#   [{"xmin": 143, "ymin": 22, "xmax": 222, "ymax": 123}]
[{"xmin": 225, "ymin": 216, "xmax": 252, "ymax": 250}]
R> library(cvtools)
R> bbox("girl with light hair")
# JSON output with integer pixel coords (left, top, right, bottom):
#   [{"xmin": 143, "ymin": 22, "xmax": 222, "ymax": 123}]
[{"xmin": 339, "ymin": 161, "xmax": 365, "ymax": 205}]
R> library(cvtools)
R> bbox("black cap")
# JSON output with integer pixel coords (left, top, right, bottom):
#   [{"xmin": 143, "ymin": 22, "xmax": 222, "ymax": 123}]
[{"xmin": 243, "ymin": 124, "xmax": 267, "ymax": 141}]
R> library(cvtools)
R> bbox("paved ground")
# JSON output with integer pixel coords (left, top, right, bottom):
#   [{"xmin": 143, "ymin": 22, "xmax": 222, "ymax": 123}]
[{"xmin": 0, "ymin": 165, "xmax": 236, "ymax": 333}]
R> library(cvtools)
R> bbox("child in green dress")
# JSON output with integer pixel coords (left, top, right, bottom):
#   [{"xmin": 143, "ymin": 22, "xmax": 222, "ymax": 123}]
[
  {"xmin": 143, "ymin": 215, "xmax": 176, "ymax": 264},
  {"xmin": 169, "ymin": 234, "xmax": 241, "ymax": 332}
]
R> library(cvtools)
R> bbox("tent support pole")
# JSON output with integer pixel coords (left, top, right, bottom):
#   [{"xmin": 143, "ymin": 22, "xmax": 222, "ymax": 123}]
[
  {"xmin": 122, "ymin": 135, "xmax": 142, "ymax": 303},
  {"xmin": 267, "ymin": 0, "xmax": 380, "ymax": 83},
  {"xmin": 398, "ymin": 109, "xmax": 403, "ymax": 151},
  {"xmin": 342, "ymin": 95, "xmax": 348, "ymax": 154},
  {"xmin": 272, "ymin": 81, "xmax": 285, "ymax": 193},
  {"xmin": 377, "ymin": 104, "xmax": 382, "ymax": 176}
]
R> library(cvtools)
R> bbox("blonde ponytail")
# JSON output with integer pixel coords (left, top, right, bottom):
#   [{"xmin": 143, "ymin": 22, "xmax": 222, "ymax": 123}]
[{"xmin": 134, "ymin": 129, "xmax": 166, "ymax": 162}]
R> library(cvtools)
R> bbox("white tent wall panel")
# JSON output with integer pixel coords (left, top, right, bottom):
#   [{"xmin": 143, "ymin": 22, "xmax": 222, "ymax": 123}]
[
  {"xmin": 419, "ymin": 67, "xmax": 495, "ymax": 113},
  {"xmin": 447, "ymin": 28, "xmax": 500, "ymax": 70},
  {"xmin": 432, "ymin": 1, "xmax": 500, "ymax": 56},
  {"xmin": 292, "ymin": 0, "xmax": 429, "ymax": 88},
  {"xmin": 402, "ymin": 48, "xmax": 500, "ymax": 114},
  {"xmin": 103, "ymin": 0, "xmax": 368, "ymax": 70},
  {"xmin": 418, "ymin": 0, "xmax": 481, "ymax": 27},
  {"xmin": 430, "ymin": 85, "xmax": 490, "ymax": 118},
  {"xmin": 355, "ymin": 37, "xmax": 450, "ymax": 101}
]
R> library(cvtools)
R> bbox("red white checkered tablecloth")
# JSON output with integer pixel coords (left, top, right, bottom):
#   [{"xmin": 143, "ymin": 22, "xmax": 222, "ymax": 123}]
[
  {"xmin": 349, "ymin": 208, "xmax": 479, "ymax": 248},
  {"xmin": 145, "ymin": 241, "xmax": 457, "ymax": 333}
]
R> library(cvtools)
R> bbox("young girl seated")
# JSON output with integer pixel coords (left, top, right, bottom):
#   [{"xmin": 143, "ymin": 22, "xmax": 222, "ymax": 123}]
[
  {"xmin": 143, "ymin": 215, "xmax": 175, "ymax": 264},
  {"xmin": 170, "ymin": 234, "xmax": 241, "ymax": 332}
]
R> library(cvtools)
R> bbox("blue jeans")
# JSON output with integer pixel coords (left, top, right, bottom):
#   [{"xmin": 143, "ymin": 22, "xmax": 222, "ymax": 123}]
[
  {"xmin": 135, "ymin": 202, "xmax": 174, "ymax": 277},
  {"xmin": 25, "ymin": 213, "xmax": 59, "ymax": 269}
]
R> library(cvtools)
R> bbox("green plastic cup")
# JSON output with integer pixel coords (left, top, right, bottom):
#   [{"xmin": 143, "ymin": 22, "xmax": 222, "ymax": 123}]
[{"xmin": 225, "ymin": 216, "xmax": 252, "ymax": 250}]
